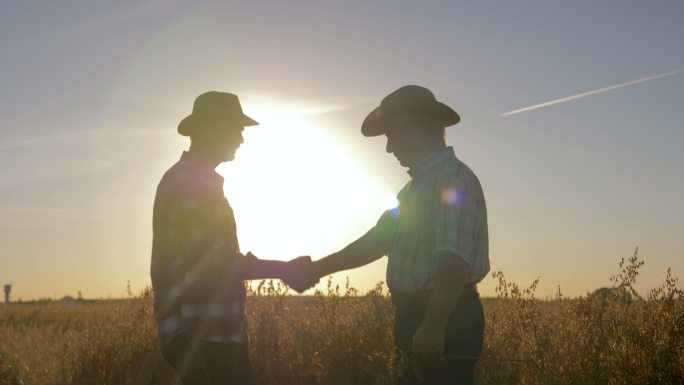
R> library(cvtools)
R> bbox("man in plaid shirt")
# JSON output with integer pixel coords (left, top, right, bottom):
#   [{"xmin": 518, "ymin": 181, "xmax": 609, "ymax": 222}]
[
  {"xmin": 301, "ymin": 86, "xmax": 490, "ymax": 385},
  {"xmin": 151, "ymin": 91, "xmax": 311, "ymax": 385}
]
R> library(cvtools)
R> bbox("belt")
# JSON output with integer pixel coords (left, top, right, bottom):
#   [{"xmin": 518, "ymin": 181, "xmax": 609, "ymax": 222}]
[{"xmin": 391, "ymin": 283, "xmax": 478, "ymax": 305}]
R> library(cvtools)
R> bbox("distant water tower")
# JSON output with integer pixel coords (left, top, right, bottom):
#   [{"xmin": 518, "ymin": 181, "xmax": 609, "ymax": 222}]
[{"xmin": 4, "ymin": 284, "xmax": 10, "ymax": 304}]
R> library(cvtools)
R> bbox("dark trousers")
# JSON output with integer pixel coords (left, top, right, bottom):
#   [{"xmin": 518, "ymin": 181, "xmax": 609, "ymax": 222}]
[
  {"xmin": 393, "ymin": 286, "xmax": 485, "ymax": 385},
  {"xmin": 162, "ymin": 333, "xmax": 255, "ymax": 385}
]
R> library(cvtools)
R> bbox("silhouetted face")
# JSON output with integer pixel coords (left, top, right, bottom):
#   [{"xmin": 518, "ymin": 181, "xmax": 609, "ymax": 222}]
[
  {"xmin": 384, "ymin": 117, "xmax": 423, "ymax": 167},
  {"xmin": 195, "ymin": 124, "xmax": 245, "ymax": 163},
  {"xmin": 215, "ymin": 125, "xmax": 245, "ymax": 162}
]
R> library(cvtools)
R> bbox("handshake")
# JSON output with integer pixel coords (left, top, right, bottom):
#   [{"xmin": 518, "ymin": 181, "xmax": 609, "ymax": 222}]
[
  {"xmin": 244, "ymin": 252, "xmax": 321, "ymax": 293},
  {"xmin": 282, "ymin": 255, "xmax": 321, "ymax": 293}
]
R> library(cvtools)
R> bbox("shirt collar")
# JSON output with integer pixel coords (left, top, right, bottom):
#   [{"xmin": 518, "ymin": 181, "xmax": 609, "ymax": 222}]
[
  {"xmin": 179, "ymin": 151, "xmax": 224, "ymax": 183},
  {"xmin": 408, "ymin": 146, "xmax": 457, "ymax": 178}
]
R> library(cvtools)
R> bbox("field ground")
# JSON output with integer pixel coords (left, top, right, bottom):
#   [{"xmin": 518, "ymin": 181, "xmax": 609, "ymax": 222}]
[{"xmin": 1, "ymin": 249, "xmax": 683, "ymax": 385}]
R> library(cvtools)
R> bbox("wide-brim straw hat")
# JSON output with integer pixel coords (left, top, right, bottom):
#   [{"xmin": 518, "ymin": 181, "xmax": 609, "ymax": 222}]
[
  {"xmin": 178, "ymin": 91, "xmax": 258, "ymax": 137},
  {"xmin": 361, "ymin": 85, "xmax": 460, "ymax": 137}
]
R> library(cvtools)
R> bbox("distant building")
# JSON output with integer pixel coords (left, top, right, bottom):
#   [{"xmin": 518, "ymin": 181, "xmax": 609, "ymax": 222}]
[
  {"xmin": 3, "ymin": 284, "xmax": 10, "ymax": 304},
  {"xmin": 58, "ymin": 295, "xmax": 81, "ymax": 307},
  {"xmin": 591, "ymin": 286, "xmax": 632, "ymax": 303}
]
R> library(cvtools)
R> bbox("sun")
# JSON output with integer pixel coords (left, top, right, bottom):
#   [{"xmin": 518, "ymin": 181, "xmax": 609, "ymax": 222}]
[{"xmin": 218, "ymin": 102, "xmax": 394, "ymax": 262}]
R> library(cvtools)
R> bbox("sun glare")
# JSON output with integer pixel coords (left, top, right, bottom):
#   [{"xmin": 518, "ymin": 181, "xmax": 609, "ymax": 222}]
[
  {"xmin": 219, "ymin": 102, "xmax": 393, "ymax": 262},
  {"xmin": 380, "ymin": 193, "xmax": 399, "ymax": 211}
]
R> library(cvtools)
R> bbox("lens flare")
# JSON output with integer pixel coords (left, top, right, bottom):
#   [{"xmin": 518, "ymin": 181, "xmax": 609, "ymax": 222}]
[
  {"xmin": 379, "ymin": 193, "xmax": 400, "ymax": 217},
  {"xmin": 441, "ymin": 188, "xmax": 464, "ymax": 206},
  {"xmin": 380, "ymin": 193, "xmax": 399, "ymax": 210}
]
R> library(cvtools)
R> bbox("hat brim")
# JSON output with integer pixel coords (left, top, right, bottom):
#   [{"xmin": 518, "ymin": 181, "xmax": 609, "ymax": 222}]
[
  {"xmin": 178, "ymin": 113, "xmax": 259, "ymax": 137},
  {"xmin": 361, "ymin": 100, "xmax": 460, "ymax": 137}
]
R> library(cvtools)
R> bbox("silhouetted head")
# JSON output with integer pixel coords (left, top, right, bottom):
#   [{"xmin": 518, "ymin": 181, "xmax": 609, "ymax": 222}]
[
  {"xmin": 361, "ymin": 85, "xmax": 459, "ymax": 168},
  {"xmin": 384, "ymin": 114, "xmax": 446, "ymax": 167},
  {"xmin": 178, "ymin": 91, "xmax": 258, "ymax": 164}
]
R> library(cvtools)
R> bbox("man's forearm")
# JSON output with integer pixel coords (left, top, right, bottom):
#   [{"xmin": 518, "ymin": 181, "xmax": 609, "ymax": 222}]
[
  {"xmin": 203, "ymin": 240, "xmax": 297, "ymax": 281},
  {"xmin": 312, "ymin": 236, "xmax": 384, "ymax": 278},
  {"xmin": 240, "ymin": 258, "xmax": 291, "ymax": 281},
  {"xmin": 420, "ymin": 253, "xmax": 471, "ymax": 329}
]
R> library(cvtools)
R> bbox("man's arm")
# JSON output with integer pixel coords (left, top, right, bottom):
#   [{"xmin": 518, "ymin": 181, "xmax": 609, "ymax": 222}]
[
  {"xmin": 187, "ymin": 238, "xmax": 312, "ymax": 291},
  {"xmin": 276, "ymin": 234, "xmax": 386, "ymax": 293},
  {"xmin": 239, "ymin": 253, "xmax": 311, "ymax": 281},
  {"xmin": 310, "ymin": 234, "xmax": 386, "ymax": 279},
  {"xmin": 411, "ymin": 171, "xmax": 481, "ymax": 361},
  {"xmin": 283, "ymin": 205, "xmax": 399, "ymax": 292},
  {"xmin": 164, "ymin": 175, "xmax": 313, "ymax": 288},
  {"xmin": 412, "ymin": 251, "xmax": 471, "ymax": 362}
]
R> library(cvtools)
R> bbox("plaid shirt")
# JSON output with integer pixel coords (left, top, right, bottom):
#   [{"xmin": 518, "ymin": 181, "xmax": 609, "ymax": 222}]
[
  {"xmin": 366, "ymin": 147, "xmax": 490, "ymax": 293},
  {"xmin": 151, "ymin": 152, "xmax": 249, "ymax": 350}
]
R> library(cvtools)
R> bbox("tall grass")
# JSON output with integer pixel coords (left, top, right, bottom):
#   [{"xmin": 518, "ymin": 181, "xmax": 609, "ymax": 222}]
[
  {"xmin": 1, "ymin": 247, "xmax": 682, "ymax": 385},
  {"xmin": 482, "ymin": 248, "xmax": 684, "ymax": 384}
]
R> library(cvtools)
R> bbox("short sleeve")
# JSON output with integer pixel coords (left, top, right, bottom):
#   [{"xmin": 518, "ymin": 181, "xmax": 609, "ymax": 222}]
[
  {"xmin": 363, "ymin": 209, "xmax": 399, "ymax": 253},
  {"xmin": 363, "ymin": 186, "xmax": 408, "ymax": 253},
  {"xmin": 433, "ymin": 174, "xmax": 479, "ymax": 266}
]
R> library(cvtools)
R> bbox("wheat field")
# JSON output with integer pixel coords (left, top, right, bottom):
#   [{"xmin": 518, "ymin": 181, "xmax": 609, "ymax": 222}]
[{"xmin": 1, "ymin": 248, "xmax": 682, "ymax": 385}]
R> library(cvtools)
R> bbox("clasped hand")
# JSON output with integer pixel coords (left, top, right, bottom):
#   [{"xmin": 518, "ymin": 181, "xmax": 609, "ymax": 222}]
[
  {"xmin": 244, "ymin": 252, "xmax": 319, "ymax": 293},
  {"xmin": 281, "ymin": 255, "xmax": 320, "ymax": 293}
]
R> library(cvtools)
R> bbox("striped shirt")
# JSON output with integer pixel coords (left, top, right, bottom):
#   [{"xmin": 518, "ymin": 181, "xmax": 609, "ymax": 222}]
[
  {"xmin": 366, "ymin": 147, "xmax": 490, "ymax": 293},
  {"xmin": 151, "ymin": 151, "xmax": 250, "ymax": 350}
]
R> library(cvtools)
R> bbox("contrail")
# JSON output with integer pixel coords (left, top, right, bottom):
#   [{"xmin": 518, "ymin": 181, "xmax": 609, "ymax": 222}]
[
  {"xmin": 0, "ymin": 128, "xmax": 105, "ymax": 151},
  {"xmin": 500, "ymin": 68, "xmax": 684, "ymax": 117},
  {"xmin": 0, "ymin": 205, "xmax": 102, "ymax": 215}
]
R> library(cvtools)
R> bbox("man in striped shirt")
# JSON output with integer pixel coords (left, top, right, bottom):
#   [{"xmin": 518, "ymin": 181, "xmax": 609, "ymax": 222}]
[
  {"xmin": 151, "ymin": 91, "xmax": 312, "ymax": 385},
  {"xmin": 305, "ymin": 85, "xmax": 490, "ymax": 385}
]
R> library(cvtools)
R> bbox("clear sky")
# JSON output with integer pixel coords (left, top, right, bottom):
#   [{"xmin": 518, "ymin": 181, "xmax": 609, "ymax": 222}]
[{"xmin": 1, "ymin": 1, "xmax": 683, "ymax": 301}]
